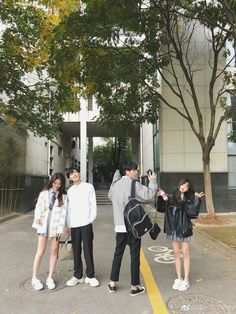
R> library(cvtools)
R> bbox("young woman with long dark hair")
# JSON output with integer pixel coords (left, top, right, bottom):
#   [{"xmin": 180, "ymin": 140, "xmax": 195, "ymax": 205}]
[
  {"xmin": 31, "ymin": 172, "xmax": 67, "ymax": 290},
  {"xmin": 157, "ymin": 178, "xmax": 204, "ymax": 291}
]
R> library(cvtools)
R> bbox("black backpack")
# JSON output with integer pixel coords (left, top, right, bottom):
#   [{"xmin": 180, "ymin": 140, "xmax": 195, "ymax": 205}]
[{"xmin": 124, "ymin": 180, "xmax": 153, "ymax": 239}]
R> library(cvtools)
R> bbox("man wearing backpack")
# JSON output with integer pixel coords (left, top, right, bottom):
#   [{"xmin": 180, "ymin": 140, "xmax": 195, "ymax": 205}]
[{"xmin": 108, "ymin": 161, "xmax": 158, "ymax": 296}]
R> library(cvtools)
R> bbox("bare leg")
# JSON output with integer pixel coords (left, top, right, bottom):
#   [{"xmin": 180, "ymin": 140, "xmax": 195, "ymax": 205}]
[
  {"xmin": 32, "ymin": 236, "xmax": 48, "ymax": 278},
  {"xmin": 181, "ymin": 241, "xmax": 190, "ymax": 282},
  {"xmin": 48, "ymin": 237, "xmax": 59, "ymax": 278},
  {"xmin": 172, "ymin": 240, "xmax": 182, "ymax": 279}
]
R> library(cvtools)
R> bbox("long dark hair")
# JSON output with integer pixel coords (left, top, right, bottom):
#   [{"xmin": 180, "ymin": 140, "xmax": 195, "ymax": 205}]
[
  {"xmin": 171, "ymin": 178, "xmax": 194, "ymax": 205},
  {"xmin": 43, "ymin": 172, "xmax": 66, "ymax": 207}
]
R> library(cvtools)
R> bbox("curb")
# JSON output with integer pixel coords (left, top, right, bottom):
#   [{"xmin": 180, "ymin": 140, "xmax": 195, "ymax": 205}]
[
  {"xmin": 0, "ymin": 212, "xmax": 22, "ymax": 224},
  {"xmin": 193, "ymin": 226, "xmax": 236, "ymax": 263}
]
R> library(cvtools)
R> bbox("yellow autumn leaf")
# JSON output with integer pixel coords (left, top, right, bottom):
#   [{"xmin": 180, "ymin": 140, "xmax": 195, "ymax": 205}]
[
  {"xmin": 175, "ymin": 22, "xmax": 182, "ymax": 30},
  {"xmin": 27, "ymin": 56, "xmax": 42, "ymax": 68},
  {"xmin": 196, "ymin": 278, "xmax": 203, "ymax": 282},
  {"xmin": 97, "ymin": 49, "xmax": 108, "ymax": 56},
  {"xmin": 4, "ymin": 115, "xmax": 17, "ymax": 124},
  {"xmin": 48, "ymin": 15, "xmax": 60, "ymax": 26},
  {"xmin": 40, "ymin": 50, "xmax": 49, "ymax": 61},
  {"xmin": 85, "ymin": 83, "xmax": 94, "ymax": 93},
  {"xmin": 71, "ymin": 86, "xmax": 81, "ymax": 93}
]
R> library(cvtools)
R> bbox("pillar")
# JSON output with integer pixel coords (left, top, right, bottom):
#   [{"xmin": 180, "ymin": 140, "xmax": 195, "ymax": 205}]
[
  {"xmin": 88, "ymin": 137, "xmax": 93, "ymax": 184},
  {"xmin": 80, "ymin": 98, "xmax": 87, "ymax": 182}
]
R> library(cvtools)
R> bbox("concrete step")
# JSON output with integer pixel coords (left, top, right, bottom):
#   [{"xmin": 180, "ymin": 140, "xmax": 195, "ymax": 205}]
[{"xmin": 96, "ymin": 190, "xmax": 111, "ymax": 205}]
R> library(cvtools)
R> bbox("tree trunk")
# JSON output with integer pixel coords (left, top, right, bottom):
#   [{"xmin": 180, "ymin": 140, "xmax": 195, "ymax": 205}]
[{"xmin": 202, "ymin": 155, "xmax": 216, "ymax": 217}]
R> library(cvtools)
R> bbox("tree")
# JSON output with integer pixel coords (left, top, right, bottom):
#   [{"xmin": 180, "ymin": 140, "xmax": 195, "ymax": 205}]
[
  {"xmin": 185, "ymin": 1, "xmax": 236, "ymax": 41},
  {"xmin": 93, "ymin": 137, "xmax": 131, "ymax": 182},
  {"xmin": 0, "ymin": 0, "xmax": 79, "ymax": 138},
  {"xmin": 0, "ymin": 124, "xmax": 23, "ymax": 216},
  {"xmin": 48, "ymin": 0, "xmax": 236, "ymax": 216}
]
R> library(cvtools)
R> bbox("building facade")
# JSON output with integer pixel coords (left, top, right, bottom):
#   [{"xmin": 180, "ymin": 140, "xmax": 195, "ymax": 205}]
[{"xmin": 141, "ymin": 26, "xmax": 236, "ymax": 212}]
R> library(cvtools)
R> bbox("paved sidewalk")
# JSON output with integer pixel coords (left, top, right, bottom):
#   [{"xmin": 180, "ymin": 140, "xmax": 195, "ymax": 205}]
[{"xmin": 0, "ymin": 205, "xmax": 236, "ymax": 314}]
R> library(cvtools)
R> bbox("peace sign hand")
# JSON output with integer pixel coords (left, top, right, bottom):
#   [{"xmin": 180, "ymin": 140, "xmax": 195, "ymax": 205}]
[{"xmin": 195, "ymin": 192, "xmax": 205, "ymax": 198}]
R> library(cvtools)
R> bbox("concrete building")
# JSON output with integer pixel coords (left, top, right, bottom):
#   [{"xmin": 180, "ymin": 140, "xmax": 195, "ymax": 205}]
[
  {"xmin": 2, "ymin": 130, "xmax": 72, "ymax": 211},
  {"xmin": 62, "ymin": 97, "xmax": 140, "ymax": 184},
  {"xmin": 1, "ymin": 19, "xmax": 235, "ymax": 214}
]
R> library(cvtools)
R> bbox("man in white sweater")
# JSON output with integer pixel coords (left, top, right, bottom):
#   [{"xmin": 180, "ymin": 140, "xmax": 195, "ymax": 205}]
[
  {"xmin": 66, "ymin": 167, "xmax": 99, "ymax": 287},
  {"xmin": 108, "ymin": 161, "xmax": 157, "ymax": 296}
]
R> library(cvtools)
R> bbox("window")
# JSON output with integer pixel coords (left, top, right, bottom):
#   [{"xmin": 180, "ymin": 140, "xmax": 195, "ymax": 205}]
[
  {"xmin": 153, "ymin": 122, "xmax": 160, "ymax": 172},
  {"xmin": 227, "ymin": 40, "xmax": 236, "ymax": 67},
  {"xmin": 50, "ymin": 145, "xmax": 54, "ymax": 156},
  {"xmin": 230, "ymin": 95, "xmax": 236, "ymax": 133},
  {"xmin": 227, "ymin": 94, "xmax": 236, "ymax": 142},
  {"xmin": 88, "ymin": 95, "xmax": 93, "ymax": 111},
  {"xmin": 72, "ymin": 140, "xmax": 76, "ymax": 149},
  {"xmin": 232, "ymin": 47, "xmax": 236, "ymax": 67},
  {"xmin": 50, "ymin": 157, "xmax": 53, "ymax": 167},
  {"xmin": 58, "ymin": 146, "xmax": 63, "ymax": 156}
]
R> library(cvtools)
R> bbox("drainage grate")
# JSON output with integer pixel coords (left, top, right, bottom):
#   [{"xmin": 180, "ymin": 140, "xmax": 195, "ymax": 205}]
[
  {"xmin": 168, "ymin": 294, "xmax": 233, "ymax": 313},
  {"xmin": 20, "ymin": 269, "xmax": 72, "ymax": 293}
]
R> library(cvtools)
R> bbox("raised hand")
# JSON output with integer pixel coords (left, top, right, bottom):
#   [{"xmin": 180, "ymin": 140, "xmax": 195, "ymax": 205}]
[
  {"xmin": 195, "ymin": 192, "xmax": 205, "ymax": 198},
  {"xmin": 148, "ymin": 172, "xmax": 157, "ymax": 181}
]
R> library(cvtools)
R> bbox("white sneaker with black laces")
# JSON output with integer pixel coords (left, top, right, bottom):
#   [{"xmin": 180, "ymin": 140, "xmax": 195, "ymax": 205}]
[
  {"xmin": 178, "ymin": 280, "xmax": 190, "ymax": 291},
  {"xmin": 130, "ymin": 286, "xmax": 145, "ymax": 296},
  {"xmin": 32, "ymin": 278, "xmax": 43, "ymax": 291}
]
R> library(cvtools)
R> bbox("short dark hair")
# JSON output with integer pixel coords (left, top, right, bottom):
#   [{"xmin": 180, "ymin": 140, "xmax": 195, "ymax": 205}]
[
  {"xmin": 122, "ymin": 161, "xmax": 138, "ymax": 171},
  {"xmin": 65, "ymin": 167, "xmax": 80, "ymax": 179}
]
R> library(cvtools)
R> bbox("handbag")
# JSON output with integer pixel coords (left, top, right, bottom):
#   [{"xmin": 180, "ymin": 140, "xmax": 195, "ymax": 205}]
[
  {"xmin": 156, "ymin": 196, "xmax": 167, "ymax": 213},
  {"xmin": 149, "ymin": 205, "xmax": 161, "ymax": 240},
  {"xmin": 186, "ymin": 197, "xmax": 202, "ymax": 219},
  {"xmin": 149, "ymin": 222, "xmax": 161, "ymax": 240},
  {"xmin": 57, "ymin": 236, "xmax": 74, "ymax": 261}
]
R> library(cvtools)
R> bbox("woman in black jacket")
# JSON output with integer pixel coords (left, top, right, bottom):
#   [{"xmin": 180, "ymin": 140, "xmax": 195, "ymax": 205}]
[{"xmin": 157, "ymin": 178, "xmax": 204, "ymax": 292}]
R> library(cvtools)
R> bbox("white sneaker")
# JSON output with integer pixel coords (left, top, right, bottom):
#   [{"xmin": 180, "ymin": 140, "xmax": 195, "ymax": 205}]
[
  {"xmin": 32, "ymin": 278, "xmax": 43, "ymax": 291},
  {"xmin": 85, "ymin": 276, "xmax": 100, "ymax": 287},
  {"xmin": 178, "ymin": 280, "xmax": 190, "ymax": 291},
  {"xmin": 46, "ymin": 277, "xmax": 55, "ymax": 290},
  {"xmin": 66, "ymin": 276, "xmax": 84, "ymax": 287},
  {"xmin": 172, "ymin": 278, "xmax": 182, "ymax": 290}
]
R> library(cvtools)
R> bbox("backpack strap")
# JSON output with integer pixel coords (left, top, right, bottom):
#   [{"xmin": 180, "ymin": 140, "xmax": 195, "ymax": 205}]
[
  {"xmin": 131, "ymin": 180, "xmax": 136, "ymax": 198},
  {"xmin": 112, "ymin": 177, "xmax": 121, "ymax": 185}
]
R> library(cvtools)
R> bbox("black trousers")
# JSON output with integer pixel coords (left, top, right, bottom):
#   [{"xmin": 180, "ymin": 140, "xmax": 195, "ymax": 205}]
[
  {"xmin": 110, "ymin": 232, "xmax": 141, "ymax": 286},
  {"xmin": 71, "ymin": 224, "xmax": 95, "ymax": 279}
]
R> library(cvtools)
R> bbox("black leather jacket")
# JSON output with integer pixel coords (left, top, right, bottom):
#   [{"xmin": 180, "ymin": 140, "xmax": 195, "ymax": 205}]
[{"xmin": 157, "ymin": 196, "xmax": 201, "ymax": 238}]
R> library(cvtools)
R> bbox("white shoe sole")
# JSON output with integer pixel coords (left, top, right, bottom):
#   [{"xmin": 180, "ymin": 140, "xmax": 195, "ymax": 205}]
[
  {"xmin": 32, "ymin": 283, "xmax": 43, "ymax": 291},
  {"xmin": 84, "ymin": 277, "xmax": 99, "ymax": 287},
  {"xmin": 178, "ymin": 283, "xmax": 190, "ymax": 291},
  {"xmin": 130, "ymin": 287, "xmax": 145, "ymax": 296},
  {"xmin": 66, "ymin": 277, "xmax": 84, "ymax": 287},
  {"xmin": 46, "ymin": 284, "xmax": 56, "ymax": 290}
]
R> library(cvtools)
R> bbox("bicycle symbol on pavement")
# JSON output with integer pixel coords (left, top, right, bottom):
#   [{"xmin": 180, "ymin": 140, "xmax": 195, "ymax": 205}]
[{"xmin": 148, "ymin": 245, "xmax": 175, "ymax": 264}]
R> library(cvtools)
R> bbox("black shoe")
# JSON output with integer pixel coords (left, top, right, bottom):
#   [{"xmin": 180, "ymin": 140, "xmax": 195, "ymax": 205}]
[
  {"xmin": 130, "ymin": 286, "xmax": 145, "ymax": 296},
  {"xmin": 108, "ymin": 283, "xmax": 116, "ymax": 293}
]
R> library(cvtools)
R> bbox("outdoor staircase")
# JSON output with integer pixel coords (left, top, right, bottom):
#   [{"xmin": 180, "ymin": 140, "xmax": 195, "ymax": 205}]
[{"xmin": 96, "ymin": 189, "xmax": 111, "ymax": 205}]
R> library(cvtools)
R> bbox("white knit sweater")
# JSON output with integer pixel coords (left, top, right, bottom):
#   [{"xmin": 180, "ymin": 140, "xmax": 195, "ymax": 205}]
[
  {"xmin": 66, "ymin": 182, "xmax": 97, "ymax": 228},
  {"xmin": 32, "ymin": 190, "xmax": 67, "ymax": 237}
]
